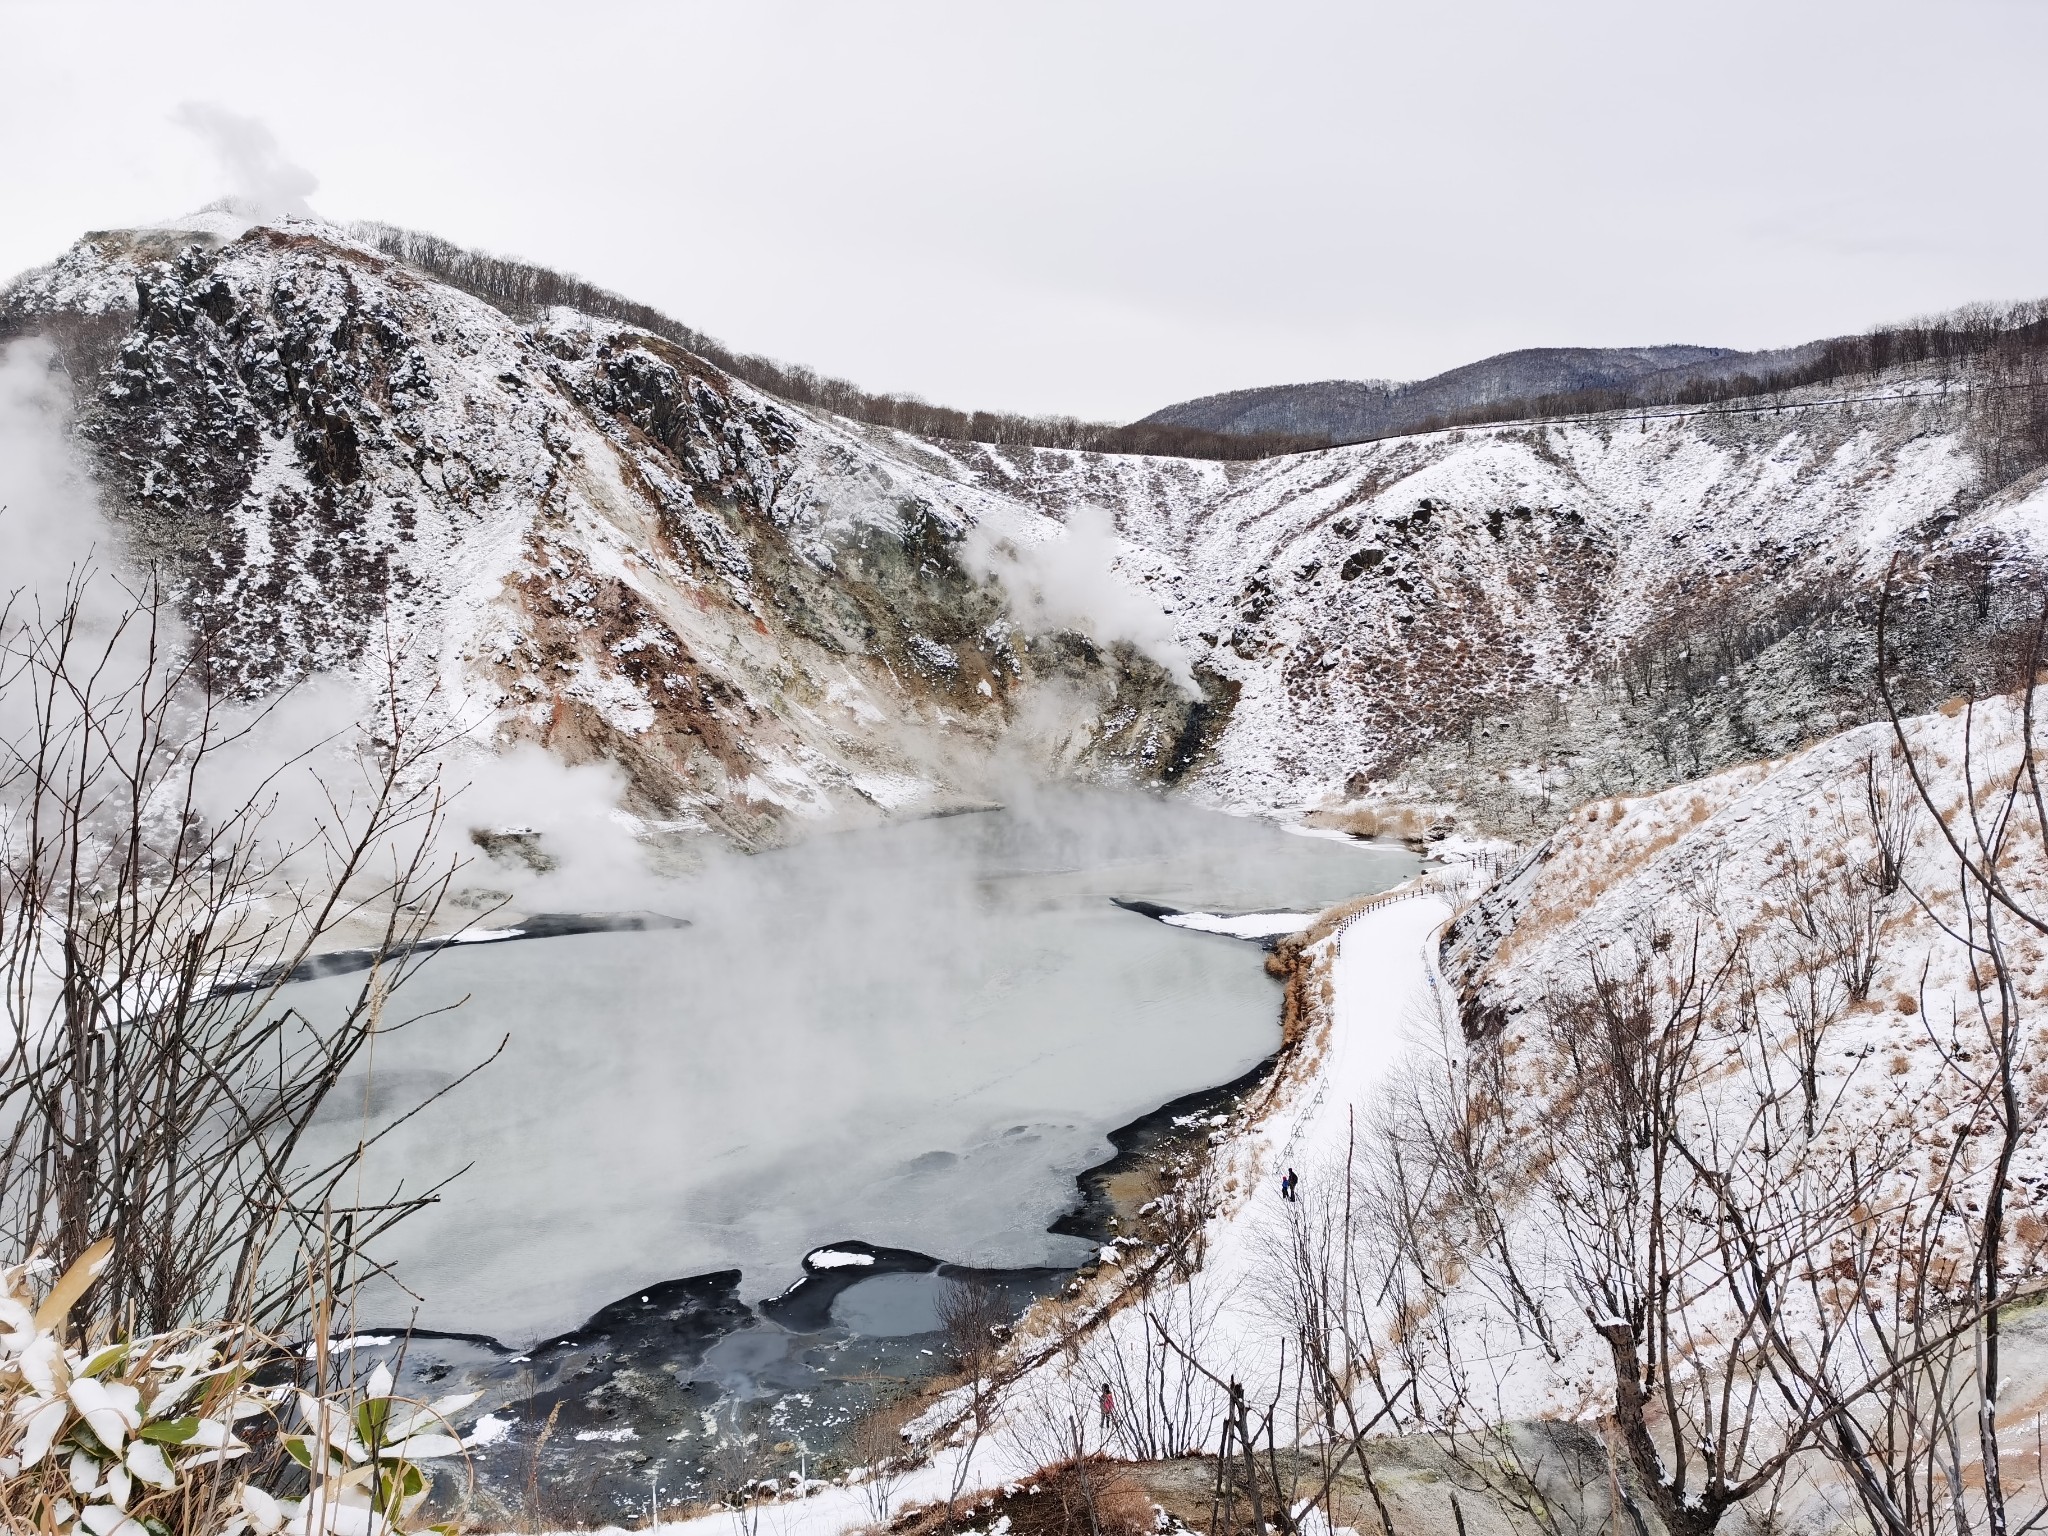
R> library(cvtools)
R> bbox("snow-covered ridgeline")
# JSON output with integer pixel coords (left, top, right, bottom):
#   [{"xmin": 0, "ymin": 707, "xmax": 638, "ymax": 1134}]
[
  {"xmin": 916, "ymin": 391, "xmax": 2043, "ymax": 811},
  {"xmin": 12, "ymin": 217, "xmax": 2048, "ymax": 841},
  {"xmin": 2, "ymin": 218, "xmax": 1218, "ymax": 850}
]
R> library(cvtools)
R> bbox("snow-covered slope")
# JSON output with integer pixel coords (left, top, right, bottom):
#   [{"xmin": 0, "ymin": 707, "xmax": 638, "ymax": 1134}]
[
  {"xmin": 1415, "ymin": 694, "xmax": 2048, "ymax": 1439},
  {"xmin": 6, "ymin": 215, "xmax": 2046, "ymax": 843},
  {"xmin": 2, "ymin": 218, "xmax": 1208, "ymax": 844},
  {"xmin": 930, "ymin": 392, "xmax": 2043, "ymax": 816}
]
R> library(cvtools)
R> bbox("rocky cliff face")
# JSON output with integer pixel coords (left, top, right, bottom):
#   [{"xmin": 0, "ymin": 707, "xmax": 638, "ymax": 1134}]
[
  {"xmin": 6, "ymin": 215, "xmax": 2044, "ymax": 846},
  {"xmin": 930, "ymin": 386, "xmax": 2043, "ymax": 824},
  {"xmin": 2, "ymin": 219, "xmax": 1216, "ymax": 846}
]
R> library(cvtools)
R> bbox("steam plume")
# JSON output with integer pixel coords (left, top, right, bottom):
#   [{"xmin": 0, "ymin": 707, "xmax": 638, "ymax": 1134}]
[
  {"xmin": 969, "ymin": 506, "xmax": 1196, "ymax": 693},
  {"xmin": 172, "ymin": 102, "xmax": 320, "ymax": 219}
]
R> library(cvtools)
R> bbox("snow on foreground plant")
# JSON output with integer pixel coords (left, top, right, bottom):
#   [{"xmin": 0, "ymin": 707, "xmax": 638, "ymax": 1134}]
[{"xmin": 0, "ymin": 1241, "xmax": 473, "ymax": 1536}]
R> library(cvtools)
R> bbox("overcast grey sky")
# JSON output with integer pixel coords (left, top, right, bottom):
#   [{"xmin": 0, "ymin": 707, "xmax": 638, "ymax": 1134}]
[{"xmin": 4, "ymin": 0, "xmax": 2045, "ymax": 420}]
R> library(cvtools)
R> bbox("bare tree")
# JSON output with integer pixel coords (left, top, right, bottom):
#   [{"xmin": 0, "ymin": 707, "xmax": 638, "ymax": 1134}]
[
  {"xmin": 1797, "ymin": 571, "xmax": 2048, "ymax": 1536},
  {"xmin": 1863, "ymin": 746, "xmax": 1921, "ymax": 899},
  {"xmin": 1397, "ymin": 917, "xmax": 1935, "ymax": 1536},
  {"xmin": 848, "ymin": 1391, "xmax": 912, "ymax": 1528},
  {"xmin": 917, "ymin": 1276, "xmax": 1008, "ymax": 1531},
  {"xmin": 937, "ymin": 1275, "xmax": 1008, "ymax": 1436},
  {"xmin": 0, "ymin": 563, "xmax": 478, "ymax": 1337},
  {"xmin": 1008, "ymin": 1369, "xmax": 1156, "ymax": 1536},
  {"xmin": 1762, "ymin": 843, "xmax": 1862, "ymax": 1137},
  {"xmin": 1519, "ymin": 927, "xmax": 1828, "ymax": 1536},
  {"xmin": 1138, "ymin": 1318, "xmax": 1299, "ymax": 1536},
  {"xmin": 1083, "ymin": 1280, "xmax": 1224, "ymax": 1464},
  {"xmin": 703, "ymin": 1416, "xmax": 769, "ymax": 1536}
]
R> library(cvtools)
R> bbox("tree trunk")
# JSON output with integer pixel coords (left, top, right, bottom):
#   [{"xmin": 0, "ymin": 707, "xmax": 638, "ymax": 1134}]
[{"xmin": 1598, "ymin": 1321, "xmax": 1723, "ymax": 1536}]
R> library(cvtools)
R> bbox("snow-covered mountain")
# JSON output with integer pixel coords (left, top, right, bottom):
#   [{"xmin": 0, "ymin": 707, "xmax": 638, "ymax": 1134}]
[
  {"xmin": 2, "ymin": 218, "xmax": 1210, "ymax": 846},
  {"xmin": 1135, "ymin": 344, "xmax": 1752, "ymax": 440},
  {"xmin": 9, "ymin": 211, "xmax": 2048, "ymax": 1536},
  {"xmin": 5, "ymin": 214, "xmax": 2044, "ymax": 845}
]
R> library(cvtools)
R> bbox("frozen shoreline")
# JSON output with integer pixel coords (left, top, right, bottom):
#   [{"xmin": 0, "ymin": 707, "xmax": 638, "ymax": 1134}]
[
  {"xmin": 388, "ymin": 873, "xmax": 1394, "ymax": 1521},
  {"xmin": 570, "ymin": 872, "xmax": 1469, "ymax": 1536}
]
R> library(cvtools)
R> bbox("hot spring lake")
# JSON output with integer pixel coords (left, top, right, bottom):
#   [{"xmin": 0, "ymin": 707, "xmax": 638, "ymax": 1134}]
[{"xmin": 302, "ymin": 792, "xmax": 1418, "ymax": 1344}]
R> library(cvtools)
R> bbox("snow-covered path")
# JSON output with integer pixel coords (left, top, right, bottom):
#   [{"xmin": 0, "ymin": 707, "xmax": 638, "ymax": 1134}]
[
  {"xmin": 1263, "ymin": 891, "xmax": 1454, "ymax": 1213},
  {"xmin": 1163, "ymin": 885, "xmax": 1456, "ymax": 1383}
]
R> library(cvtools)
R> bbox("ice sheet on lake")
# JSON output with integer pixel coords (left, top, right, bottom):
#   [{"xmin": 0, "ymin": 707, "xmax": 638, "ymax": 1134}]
[{"xmin": 296, "ymin": 791, "xmax": 1417, "ymax": 1343}]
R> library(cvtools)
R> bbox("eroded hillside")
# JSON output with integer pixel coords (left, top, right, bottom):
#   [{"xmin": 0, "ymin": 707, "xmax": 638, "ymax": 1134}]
[
  {"xmin": 930, "ymin": 390, "xmax": 2044, "ymax": 822},
  {"xmin": 6, "ymin": 213, "xmax": 2046, "ymax": 845},
  {"xmin": 2, "ymin": 219, "xmax": 1212, "ymax": 846}
]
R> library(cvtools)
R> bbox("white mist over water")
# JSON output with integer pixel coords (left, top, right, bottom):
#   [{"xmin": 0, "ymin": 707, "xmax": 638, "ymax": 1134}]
[{"xmin": 302, "ymin": 791, "xmax": 1417, "ymax": 1343}]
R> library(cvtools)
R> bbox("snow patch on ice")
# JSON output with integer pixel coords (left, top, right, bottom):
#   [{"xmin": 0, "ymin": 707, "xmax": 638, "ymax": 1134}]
[
  {"xmin": 1160, "ymin": 910, "xmax": 1314, "ymax": 939},
  {"xmin": 805, "ymin": 1249, "xmax": 876, "ymax": 1270}
]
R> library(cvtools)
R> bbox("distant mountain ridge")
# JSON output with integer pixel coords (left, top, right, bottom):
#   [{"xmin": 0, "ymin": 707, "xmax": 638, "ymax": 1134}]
[{"xmin": 1137, "ymin": 343, "xmax": 1828, "ymax": 441}]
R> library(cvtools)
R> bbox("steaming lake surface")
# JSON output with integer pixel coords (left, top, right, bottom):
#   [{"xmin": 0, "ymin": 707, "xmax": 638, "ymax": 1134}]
[{"xmin": 306, "ymin": 793, "xmax": 1417, "ymax": 1342}]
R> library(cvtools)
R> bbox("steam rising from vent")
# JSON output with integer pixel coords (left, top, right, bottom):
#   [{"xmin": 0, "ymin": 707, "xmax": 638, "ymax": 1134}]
[
  {"xmin": 171, "ymin": 102, "xmax": 320, "ymax": 219},
  {"xmin": 1, "ymin": 342, "xmax": 372, "ymax": 881},
  {"xmin": 969, "ymin": 506, "xmax": 1196, "ymax": 694},
  {"xmin": 0, "ymin": 340, "xmax": 102, "ymax": 781},
  {"xmin": 0, "ymin": 338, "xmax": 160, "ymax": 753},
  {"xmin": 0, "ymin": 338, "xmax": 632, "ymax": 921},
  {"xmin": 0, "ymin": 340, "xmax": 116, "ymax": 608},
  {"xmin": 448, "ymin": 745, "xmax": 654, "ymax": 911},
  {"xmin": 0, "ymin": 338, "xmax": 652, "ymax": 913}
]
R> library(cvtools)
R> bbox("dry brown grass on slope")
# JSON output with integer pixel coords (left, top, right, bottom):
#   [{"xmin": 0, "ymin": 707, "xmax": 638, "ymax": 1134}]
[
  {"xmin": 1303, "ymin": 803, "xmax": 1435, "ymax": 843},
  {"xmin": 886, "ymin": 1456, "xmax": 1153, "ymax": 1536}
]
